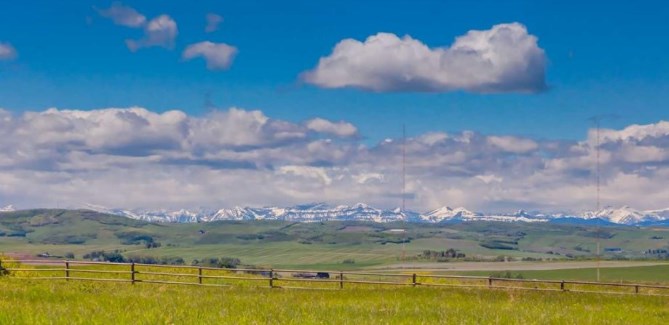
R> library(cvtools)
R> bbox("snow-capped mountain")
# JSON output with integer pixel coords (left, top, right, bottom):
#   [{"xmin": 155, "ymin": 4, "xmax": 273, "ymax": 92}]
[
  {"xmin": 582, "ymin": 206, "xmax": 662, "ymax": 225},
  {"xmin": 84, "ymin": 204, "xmax": 212, "ymax": 223},
  {"xmin": 423, "ymin": 206, "xmax": 479, "ymax": 222},
  {"xmin": 0, "ymin": 205, "xmax": 15, "ymax": 212},
  {"xmin": 208, "ymin": 203, "xmax": 414, "ymax": 223},
  {"xmin": 80, "ymin": 203, "xmax": 669, "ymax": 226}
]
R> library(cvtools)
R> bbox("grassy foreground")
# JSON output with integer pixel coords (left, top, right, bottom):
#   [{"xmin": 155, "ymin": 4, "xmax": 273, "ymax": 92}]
[{"xmin": 1, "ymin": 279, "xmax": 668, "ymax": 324}]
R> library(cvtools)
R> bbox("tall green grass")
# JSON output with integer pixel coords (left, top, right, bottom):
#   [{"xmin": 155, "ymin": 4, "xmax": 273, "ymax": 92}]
[{"xmin": 1, "ymin": 279, "xmax": 668, "ymax": 324}]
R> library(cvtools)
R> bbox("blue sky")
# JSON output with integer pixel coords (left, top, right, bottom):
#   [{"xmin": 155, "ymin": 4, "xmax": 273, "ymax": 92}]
[
  {"xmin": 2, "ymin": 1, "xmax": 669, "ymax": 211},
  {"xmin": 2, "ymin": 1, "xmax": 669, "ymax": 142}
]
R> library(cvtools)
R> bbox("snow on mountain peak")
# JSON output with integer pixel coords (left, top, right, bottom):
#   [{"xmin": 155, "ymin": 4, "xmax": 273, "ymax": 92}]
[
  {"xmin": 423, "ymin": 206, "xmax": 477, "ymax": 222},
  {"xmin": 583, "ymin": 206, "xmax": 660, "ymax": 225},
  {"xmin": 79, "ymin": 202, "xmax": 669, "ymax": 226},
  {"xmin": 0, "ymin": 205, "xmax": 15, "ymax": 212}
]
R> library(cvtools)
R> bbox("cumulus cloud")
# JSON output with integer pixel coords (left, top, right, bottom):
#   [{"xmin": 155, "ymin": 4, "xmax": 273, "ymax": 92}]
[
  {"xmin": 487, "ymin": 136, "xmax": 538, "ymax": 153},
  {"xmin": 0, "ymin": 42, "xmax": 17, "ymax": 60},
  {"xmin": 182, "ymin": 41, "xmax": 237, "ymax": 70},
  {"xmin": 302, "ymin": 22, "xmax": 546, "ymax": 93},
  {"xmin": 97, "ymin": 2, "xmax": 146, "ymax": 28},
  {"xmin": 205, "ymin": 13, "xmax": 223, "ymax": 33},
  {"xmin": 96, "ymin": 4, "xmax": 177, "ymax": 52},
  {"xmin": 126, "ymin": 15, "xmax": 178, "ymax": 51},
  {"xmin": 305, "ymin": 118, "xmax": 357, "ymax": 137},
  {"xmin": 3, "ymin": 107, "xmax": 669, "ymax": 213}
]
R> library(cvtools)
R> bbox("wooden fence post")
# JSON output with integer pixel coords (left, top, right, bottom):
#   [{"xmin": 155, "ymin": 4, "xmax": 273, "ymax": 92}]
[
  {"xmin": 131, "ymin": 263, "xmax": 136, "ymax": 284},
  {"xmin": 269, "ymin": 269, "xmax": 274, "ymax": 288},
  {"xmin": 635, "ymin": 285, "xmax": 639, "ymax": 294},
  {"xmin": 198, "ymin": 267, "xmax": 203, "ymax": 285},
  {"xmin": 65, "ymin": 261, "xmax": 70, "ymax": 281},
  {"xmin": 488, "ymin": 277, "xmax": 493, "ymax": 288},
  {"xmin": 560, "ymin": 281, "xmax": 565, "ymax": 291},
  {"xmin": 412, "ymin": 273, "xmax": 417, "ymax": 287},
  {"xmin": 339, "ymin": 272, "xmax": 344, "ymax": 289}
]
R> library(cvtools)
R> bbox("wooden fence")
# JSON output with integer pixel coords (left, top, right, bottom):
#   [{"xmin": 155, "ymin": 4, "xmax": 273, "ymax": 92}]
[{"xmin": 3, "ymin": 259, "xmax": 669, "ymax": 296}]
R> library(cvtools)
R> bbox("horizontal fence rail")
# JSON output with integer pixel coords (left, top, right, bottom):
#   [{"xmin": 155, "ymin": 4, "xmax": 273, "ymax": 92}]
[{"xmin": 2, "ymin": 259, "xmax": 669, "ymax": 297}]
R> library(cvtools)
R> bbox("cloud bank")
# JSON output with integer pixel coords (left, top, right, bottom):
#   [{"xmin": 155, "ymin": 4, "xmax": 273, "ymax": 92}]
[
  {"xmin": 303, "ymin": 23, "xmax": 546, "ymax": 93},
  {"xmin": 1, "ymin": 107, "xmax": 669, "ymax": 213}
]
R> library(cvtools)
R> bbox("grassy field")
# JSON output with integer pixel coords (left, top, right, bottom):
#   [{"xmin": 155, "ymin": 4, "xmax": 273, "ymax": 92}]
[
  {"xmin": 1, "ymin": 278, "xmax": 668, "ymax": 324},
  {"xmin": 451, "ymin": 264, "xmax": 669, "ymax": 283}
]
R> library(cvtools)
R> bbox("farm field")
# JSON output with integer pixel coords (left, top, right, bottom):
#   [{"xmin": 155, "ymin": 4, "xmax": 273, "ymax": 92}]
[
  {"xmin": 447, "ymin": 264, "xmax": 669, "ymax": 283},
  {"xmin": 1, "ymin": 278, "xmax": 668, "ymax": 324}
]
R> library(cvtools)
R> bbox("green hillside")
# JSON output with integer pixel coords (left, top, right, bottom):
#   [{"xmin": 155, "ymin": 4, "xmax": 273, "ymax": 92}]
[{"xmin": 1, "ymin": 209, "xmax": 669, "ymax": 268}]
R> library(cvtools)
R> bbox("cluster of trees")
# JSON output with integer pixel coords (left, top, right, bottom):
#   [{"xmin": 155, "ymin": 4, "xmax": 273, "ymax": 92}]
[
  {"xmin": 420, "ymin": 249, "xmax": 466, "ymax": 261},
  {"xmin": 125, "ymin": 256, "xmax": 185, "ymax": 265},
  {"xmin": 80, "ymin": 250, "xmax": 244, "ymax": 268},
  {"xmin": 479, "ymin": 239, "xmax": 518, "ymax": 250},
  {"xmin": 644, "ymin": 249, "xmax": 669, "ymax": 258},
  {"xmin": 191, "ymin": 257, "xmax": 241, "ymax": 268},
  {"xmin": 82, "ymin": 250, "xmax": 126, "ymax": 263},
  {"xmin": 115, "ymin": 232, "xmax": 161, "ymax": 248},
  {"xmin": 145, "ymin": 242, "xmax": 162, "ymax": 249}
]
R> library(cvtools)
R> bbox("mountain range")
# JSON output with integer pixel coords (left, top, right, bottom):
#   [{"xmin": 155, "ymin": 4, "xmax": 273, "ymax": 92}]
[{"xmin": 62, "ymin": 203, "xmax": 669, "ymax": 226}]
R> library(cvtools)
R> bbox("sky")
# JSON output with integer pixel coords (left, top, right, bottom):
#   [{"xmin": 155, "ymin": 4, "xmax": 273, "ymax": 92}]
[{"xmin": 2, "ymin": 1, "xmax": 669, "ymax": 213}]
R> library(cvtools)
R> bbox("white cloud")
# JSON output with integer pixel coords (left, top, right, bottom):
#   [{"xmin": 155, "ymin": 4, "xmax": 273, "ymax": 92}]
[
  {"xmin": 595, "ymin": 121, "xmax": 669, "ymax": 144},
  {"xmin": 0, "ymin": 42, "xmax": 17, "ymax": 60},
  {"xmin": 353, "ymin": 173, "xmax": 384, "ymax": 184},
  {"xmin": 487, "ymin": 136, "xmax": 538, "ymax": 153},
  {"xmin": 302, "ymin": 22, "xmax": 546, "ymax": 93},
  {"xmin": 126, "ymin": 15, "xmax": 178, "ymax": 51},
  {"xmin": 278, "ymin": 165, "xmax": 333, "ymax": 185},
  {"xmin": 97, "ymin": 3, "xmax": 147, "ymax": 28},
  {"xmin": 305, "ymin": 118, "xmax": 357, "ymax": 137},
  {"xmin": 205, "ymin": 13, "xmax": 223, "ymax": 33},
  {"xmin": 182, "ymin": 41, "xmax": 237, "ymax": 70},
  {"xmin": 4, "ymin": 107, "xmax": 669, "ymax": 213},
  {"xmin": 476, "ymin": 174, "xmax": 502, "ymax": 184}
]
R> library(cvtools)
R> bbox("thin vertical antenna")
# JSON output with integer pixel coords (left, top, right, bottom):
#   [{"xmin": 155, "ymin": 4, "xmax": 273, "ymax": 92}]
[
  {"xmin": 402, "ymin": 124, "xmax": 406, "ymax": 211},
  {"xmin": 595, "ymin": 118, "xmax": 601, "ymax": 282},
  {"xmin": 401, "ymin": 125, "xmax": 407, "ymax": 260},
  {"xmin": 204, "ymin": 91, "xmax": 216, "ymax": 113},
  {"xmin": 596, "ymin": 118, "xmax": 600, "ymax": 212}
]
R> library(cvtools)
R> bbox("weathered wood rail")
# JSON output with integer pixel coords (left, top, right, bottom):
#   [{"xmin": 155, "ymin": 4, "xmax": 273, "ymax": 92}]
[{"xmin": 2, "ymin": 259, "xmax": 669, "ymax": 297}]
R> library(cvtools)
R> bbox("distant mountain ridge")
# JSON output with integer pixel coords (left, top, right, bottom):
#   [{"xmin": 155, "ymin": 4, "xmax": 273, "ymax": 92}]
[{"xmin": 67, "ymin": 203, "xmax": 669, "ymax": 226}]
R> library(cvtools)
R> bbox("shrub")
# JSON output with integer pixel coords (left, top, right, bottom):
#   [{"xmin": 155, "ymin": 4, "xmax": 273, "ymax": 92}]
[
  {"xmin": 82, "ymin": 250, "xmax": 126, "ymax": 263},
  {"xmin": 192, "ymin": 257, "xmax": 241, "ymax": 268},
  {"xmin": 490, "ymin": 271, "xmax": 524, "ymax": 279}
]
